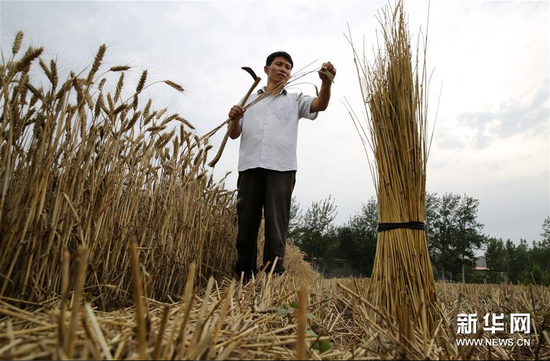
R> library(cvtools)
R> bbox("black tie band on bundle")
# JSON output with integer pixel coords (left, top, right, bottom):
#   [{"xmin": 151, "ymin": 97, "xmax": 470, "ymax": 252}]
[{"xmin": 378, "ymin": 221, "xmax": 425, "ymax": 232}]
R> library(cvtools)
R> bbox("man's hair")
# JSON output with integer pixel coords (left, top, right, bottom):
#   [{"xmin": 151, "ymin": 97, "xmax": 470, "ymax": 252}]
[{"xmin": 266, "ymin": 51, "xmax": 293, "ymax": 69}]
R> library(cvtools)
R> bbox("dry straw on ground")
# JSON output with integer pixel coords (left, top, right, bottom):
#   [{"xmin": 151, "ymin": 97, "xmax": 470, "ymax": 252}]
[{"xmin": 1, "ymin": 265, "xmax": 549, "ymax": 360}]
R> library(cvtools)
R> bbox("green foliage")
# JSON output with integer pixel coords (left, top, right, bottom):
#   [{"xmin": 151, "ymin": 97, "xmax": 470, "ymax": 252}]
[
  {"xmin": 484, "ymin": 234, "xmax": 550, "ymax": 285},
  {"xmin": 337, "ymin": 198, "xmax": 378, "ymax": 277},
  {"xmin": 278, "ymin": 303, "xmax": 296, "ymax": 318},
  {"xmin": 521, "ymin": 264, "xmax": 542, "ymax": 285},
  {"xmin": 426, "ymin": 193, "xmax": 486, "ymax": 282},
  {"xmin": 485, "ymin": 237, "xmax": 508, "ymax": 283},
  {"xmin": 288, "ymin": 196, "xmax": 302, "ymax": 243},
  {"xmin": 542, "ymin": 269, "xmax": 550, "ymax": 285},
  {"xmin": 307, "ymin": 329, "xmax": 332, "ymax": 353},
  {"xmin": 278, "ymin": 302, "xmax": 331, "ymax": 353},
  {"xmin": 292, "ymin": 195, "xmax": 339, "ymax": 272},
  {"xmin": 507, "ymin": 239, "xmax": 530, "ymax": 283},
  {"xmin": 542, "ymin": 216, "xmax": 550, "ymax": 243},
  {"xmin": 292, "ymin": 196, "xmax": 377, "ymax": 277},
  {"xmin": 463, "ymin": 266, "xmax": 487, "ymax": 284},
  {"xmin": 291, "ymin": 195, "xmax": 549, "ymax": 285}
]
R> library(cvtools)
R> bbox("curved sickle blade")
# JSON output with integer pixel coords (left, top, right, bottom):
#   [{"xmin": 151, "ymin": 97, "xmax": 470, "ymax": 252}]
[{"xmin": 241, "ymin": 66, "xmax": 259, "ymax": 81}]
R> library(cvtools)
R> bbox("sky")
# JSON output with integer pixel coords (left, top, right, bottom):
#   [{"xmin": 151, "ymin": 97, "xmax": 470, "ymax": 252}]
[{"xmin": 1, "ymin": 0, "xmax": 548, "ymax": 245}]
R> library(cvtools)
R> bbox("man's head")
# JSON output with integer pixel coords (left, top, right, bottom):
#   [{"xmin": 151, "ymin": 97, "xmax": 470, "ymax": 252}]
[
  {"xmin": 266, "ymin": 51, "xmax": 293, "ymax": 69},
  {"xmin": 264, "ymin": 51, "xmax": 293, "ymax": 88}
]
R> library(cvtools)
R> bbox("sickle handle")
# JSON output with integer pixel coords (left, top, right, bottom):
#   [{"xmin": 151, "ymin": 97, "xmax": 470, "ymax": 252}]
[{"xmin": 207, "ymin": 76, "xmax": 262, "ymax": 168}]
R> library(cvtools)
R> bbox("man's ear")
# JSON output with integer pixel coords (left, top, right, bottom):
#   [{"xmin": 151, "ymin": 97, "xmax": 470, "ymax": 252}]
[{"xmin": 264, "ymin": 65, "xmax": 270, "ymax": 75}]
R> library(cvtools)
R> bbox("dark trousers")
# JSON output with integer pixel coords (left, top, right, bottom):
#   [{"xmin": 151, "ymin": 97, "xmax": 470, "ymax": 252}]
[{"xmin": 234, "ymin": 168, "xmax": 296, "ymax": 278}]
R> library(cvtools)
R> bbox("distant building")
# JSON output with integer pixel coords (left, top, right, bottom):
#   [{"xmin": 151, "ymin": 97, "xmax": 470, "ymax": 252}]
[
  {"xmin": 477, "ymin": 256, "xmax": 510, "ymax": 283},
  {"xmin": 303, "ymin": 256, "xmax": 355, "ymax": 278},
  {"xmin": 475, "ymin": 256, "xmax": 489, "ymax": 271},
  {"xmin": 474, "ymin": 256, "xmax": 509, "ymax": 283}
]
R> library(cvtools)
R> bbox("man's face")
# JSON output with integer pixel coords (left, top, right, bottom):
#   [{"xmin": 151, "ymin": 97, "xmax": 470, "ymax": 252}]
[{"xmin": 264, "ymin": 56, "xmax": 292, "ymax": 84}]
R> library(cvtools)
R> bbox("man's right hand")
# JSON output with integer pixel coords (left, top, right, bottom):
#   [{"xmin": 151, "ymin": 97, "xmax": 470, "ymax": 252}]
[
  {"xmin": 228, "ymin": 105, "xmax": 244, "ymax": 139},
  {"xmin": 229, "ymin": 105, "xmax": 245, "ymax": 120}
]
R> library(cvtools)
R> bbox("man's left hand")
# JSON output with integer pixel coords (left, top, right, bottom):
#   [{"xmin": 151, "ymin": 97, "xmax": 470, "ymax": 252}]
[{"xmin": 319, "ymin": 61, "xmax": 336, "ymax": 84}]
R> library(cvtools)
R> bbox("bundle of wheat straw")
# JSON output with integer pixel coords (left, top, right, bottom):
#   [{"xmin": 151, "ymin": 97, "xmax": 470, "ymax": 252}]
[{"xmin": 347, "ymin": 2, "xmax": 438, "ymax": 334}]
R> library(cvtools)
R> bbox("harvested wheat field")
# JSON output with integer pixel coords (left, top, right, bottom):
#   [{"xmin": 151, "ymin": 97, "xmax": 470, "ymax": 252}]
[{"xmin": 1, "ymin": 264, "xmax": 549, "ymax": 360}]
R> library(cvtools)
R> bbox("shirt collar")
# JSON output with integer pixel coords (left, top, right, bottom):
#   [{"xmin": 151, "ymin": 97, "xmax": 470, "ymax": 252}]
[{"xmin": 258, "ymin": 86, "xmax": 287, "ymax": 96}]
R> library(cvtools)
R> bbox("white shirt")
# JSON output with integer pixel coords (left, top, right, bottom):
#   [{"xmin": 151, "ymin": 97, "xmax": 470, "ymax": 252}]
[{"xmin": 238, "ymin": 88, "xmax": 318, "ymax": 172}]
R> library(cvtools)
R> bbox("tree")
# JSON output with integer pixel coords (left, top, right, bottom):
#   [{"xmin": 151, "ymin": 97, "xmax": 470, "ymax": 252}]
[
  {"xmin": 454, "ymin": 195, "xmax": 486, "ymax": 283},
  {"xmin": 530, "ymin": 226, "xmax": 550, "ymax": 278},
  {"xmin": 486, "ymin": 234, "xmax": 550, "ymax": 285},
  {"xmin": 505, "ymin": 239, "xmax": 530, "ymax": 283},
  {"xmin": 485, "ymin": 237, "xmax": 507, "ymax": 283},
  {"xmin": 293, "ymin": 195, "xmax": 338, "ymax": 272},
  {"xmin": 425, "ymin": 192, "xmax": 440, "ymax": 245},
  {"xmin": 338, "ymin": 197, "xmax": 378, "ymax": 276},
  {"xmin": 428, "ymin": 193, "xmax": 460, "ymax": 281},
  {"xmin": 427, "ymin": 193, "xmax": 486, "ymax": 282},
  {"xmin": 541, "ymin": 216, "xmax": 550, "ymax": 244},
  {"xmin": 522, "ymin": 218, "xmax": 550, "ymax": 285},
  {"xmin": 288, "ymin": 196, "xmax": 302, "ymax": 243}
]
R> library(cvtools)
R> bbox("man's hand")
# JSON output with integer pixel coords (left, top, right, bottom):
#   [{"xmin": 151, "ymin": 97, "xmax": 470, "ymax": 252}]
[
  {"xmin": 228, "ymin": 105, "xmax": 244, "ymax": 139},
  {"xmin": 318, "ymin": 61, "xmax": 336, "ymax": 84},
  {"xmin": 229, "ymin": 105, "xmax": 245, "ymax": 120},
  {"xmin": 311, "ymin": 62, "xmax": 336, "ymax": 113}
]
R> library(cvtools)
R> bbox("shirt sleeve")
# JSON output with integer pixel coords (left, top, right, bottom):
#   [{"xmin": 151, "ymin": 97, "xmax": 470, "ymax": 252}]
[{"xmin": 298, "ymin": 94, "xmax": 319, "ymax": 121}]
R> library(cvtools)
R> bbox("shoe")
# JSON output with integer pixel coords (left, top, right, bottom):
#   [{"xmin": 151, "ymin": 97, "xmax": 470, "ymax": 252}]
[
  {"xmin": 235, "ymin": 270, "xmax": 258, "ymax": 284},
  {"xmin": 261, "ymin": 266, "xmax": 285, "ymax": 276}
]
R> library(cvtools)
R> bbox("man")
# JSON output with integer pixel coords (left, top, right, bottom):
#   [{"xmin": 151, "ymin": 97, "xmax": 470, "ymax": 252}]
[{"xmin": 228, "ymin": 51, "xmax": 336, "ymax": 281}]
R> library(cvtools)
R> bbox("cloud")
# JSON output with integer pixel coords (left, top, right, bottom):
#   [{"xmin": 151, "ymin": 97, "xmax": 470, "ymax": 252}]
[{"xmin": 457, "ymin": 82, "xmax": 549, "ymax": 149}]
